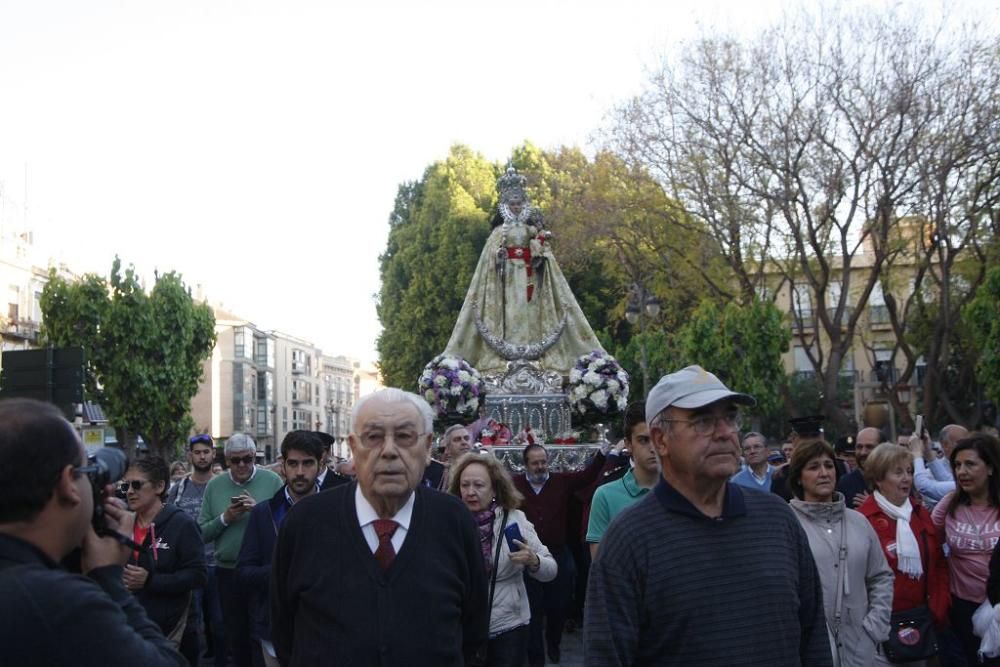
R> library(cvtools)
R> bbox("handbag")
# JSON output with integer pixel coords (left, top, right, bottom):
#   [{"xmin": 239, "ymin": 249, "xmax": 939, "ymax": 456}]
[
  {"xmin": 883, "ymin": 605, "xmax": 938, "ymax": 662},
  {"xmin": 882, "ymin": 532, "xmax": 939, "ymax": 663}
]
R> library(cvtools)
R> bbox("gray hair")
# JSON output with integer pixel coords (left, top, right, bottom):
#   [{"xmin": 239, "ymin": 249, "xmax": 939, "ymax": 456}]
[
  {"xmin": 741, "ymin": 431, "xmax": 765, "ymax": 446},
  {"xmin": 351, "ymin": 388, "xmax": 435, "ymax": 434},
  {"xmin": 224, "ymin": 433, "xmax": 257, "ymax": 456},
  {"xmin": 443, "ymin": 424, "xmax": 469, "ymax": 442}
]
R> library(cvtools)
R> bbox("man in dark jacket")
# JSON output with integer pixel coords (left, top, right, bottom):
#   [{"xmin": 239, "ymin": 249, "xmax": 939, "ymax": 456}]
[
  {"xmin": 270, "ymin": 388, "xmax": 488, "ymax": 666},
  {"xmin": 514, "ymin": 440, "xmax": 609, "ymax": 666},
  {"xmin": 237, "ymin": 430, "xmax": 325, "ymax": 666},
  {"xmin": 0, "ymin": 398, "xmax": 184, "ymax": 666}
]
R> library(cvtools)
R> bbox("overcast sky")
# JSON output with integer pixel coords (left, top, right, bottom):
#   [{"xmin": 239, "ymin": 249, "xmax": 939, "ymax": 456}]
[{"xmin": 0, "ymin": 0, "xmax": 993, "ymax": 363}]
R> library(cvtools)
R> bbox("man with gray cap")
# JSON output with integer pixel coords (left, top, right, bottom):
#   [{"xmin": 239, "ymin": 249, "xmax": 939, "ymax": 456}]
[
  {"xmin": 198, "ymin": 433, "xmax": 282, "ymax": 667},
  {"xmin": 584, "ymin": 365, "xmax": 832, "ymax": 666}
]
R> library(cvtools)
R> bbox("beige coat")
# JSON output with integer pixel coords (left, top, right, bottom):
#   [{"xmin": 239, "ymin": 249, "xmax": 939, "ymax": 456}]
[
  {"xmin": 487, "ymin": 508, "xmax": 557, "ymax": 636},
  {"xmin": 791, "ymin": 492, "xmax": 894, "ymax": 667}
]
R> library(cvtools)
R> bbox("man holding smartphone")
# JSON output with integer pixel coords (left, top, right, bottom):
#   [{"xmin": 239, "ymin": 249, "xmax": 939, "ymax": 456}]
[{"xmin": 198, "ymin": 433, "xmax": 282, "ymax": 667}]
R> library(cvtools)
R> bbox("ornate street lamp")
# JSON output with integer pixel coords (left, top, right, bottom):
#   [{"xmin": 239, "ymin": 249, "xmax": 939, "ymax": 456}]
[{"xmin": 627, "ymin": 284, "xmax": 660, "ymax": 398}]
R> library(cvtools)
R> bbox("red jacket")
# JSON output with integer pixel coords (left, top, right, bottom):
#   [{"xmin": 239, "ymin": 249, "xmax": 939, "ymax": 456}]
[{"xmin": 858, "ymin": 495, "xmax": 951, "ymax": 626}]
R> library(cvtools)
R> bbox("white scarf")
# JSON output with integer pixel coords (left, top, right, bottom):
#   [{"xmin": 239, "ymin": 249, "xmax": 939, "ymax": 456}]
[{"xmin": 873, "ymin": 490, "xmax": 923, "ymax": 579}]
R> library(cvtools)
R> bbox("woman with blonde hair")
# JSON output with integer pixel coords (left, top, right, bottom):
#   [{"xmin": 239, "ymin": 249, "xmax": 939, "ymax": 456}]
[
  {"xmin": 857, "ymin": 443, "xmax": 949, "ymax": 665},
  {"xmin": 449, "ymin": 452, "xmax": 557, "ymax": 667}
]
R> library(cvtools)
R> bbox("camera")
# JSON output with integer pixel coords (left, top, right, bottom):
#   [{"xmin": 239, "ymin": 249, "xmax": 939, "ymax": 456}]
[{"xmin": 80, "ymin": 447, "xmax": 128, "ymax": 534}]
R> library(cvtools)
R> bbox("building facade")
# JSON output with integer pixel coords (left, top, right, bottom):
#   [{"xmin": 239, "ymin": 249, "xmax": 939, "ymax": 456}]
[{"xmin": 190, "ymin": 309, "xmax": 277, "ymax": 456}]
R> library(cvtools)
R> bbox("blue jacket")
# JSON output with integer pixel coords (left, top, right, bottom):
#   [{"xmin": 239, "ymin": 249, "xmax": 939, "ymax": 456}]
[{"xmin": 236, "ymin": 486, "xmax": 290, "ymax": 643}]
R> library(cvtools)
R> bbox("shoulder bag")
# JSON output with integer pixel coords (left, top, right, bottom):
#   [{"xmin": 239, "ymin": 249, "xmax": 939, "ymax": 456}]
[{"xmin": 882, "ymin": 532, "xmax": 939, "ymax": 663}]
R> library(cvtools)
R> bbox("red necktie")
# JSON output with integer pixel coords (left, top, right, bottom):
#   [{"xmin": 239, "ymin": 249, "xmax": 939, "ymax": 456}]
[{"xmin": 372, "ymin": 519, "xmax": 398, "ymax": 570}]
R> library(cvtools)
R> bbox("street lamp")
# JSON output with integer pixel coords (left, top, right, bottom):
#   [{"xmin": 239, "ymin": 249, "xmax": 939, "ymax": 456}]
[{"xmin": 627, "ymin": 284, "xmax": 661, "ymax": 397}]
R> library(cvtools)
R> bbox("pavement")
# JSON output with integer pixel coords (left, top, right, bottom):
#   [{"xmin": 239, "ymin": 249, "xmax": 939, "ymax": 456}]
[
  {"xmin": 557, "ymin": 627, "xmax": 585, "ymax": 666},
  {"xmin": 197, "ymin": 625, "xmax": 587, "ymax": 666}
]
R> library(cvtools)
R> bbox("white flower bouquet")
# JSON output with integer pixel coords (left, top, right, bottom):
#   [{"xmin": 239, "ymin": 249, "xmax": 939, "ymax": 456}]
[
  {"xmin": 417, "ymin": 354, "xmax": 485, "ymax": 421},
  {"xmin": 568, "ymin": 350, "xmax": 630, "ymax": 418}
]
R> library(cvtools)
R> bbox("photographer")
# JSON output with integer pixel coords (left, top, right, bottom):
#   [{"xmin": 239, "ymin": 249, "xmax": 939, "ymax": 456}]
[{"xmin": 0, "ymin": 398, "xmax": 184, "ymax": 666}]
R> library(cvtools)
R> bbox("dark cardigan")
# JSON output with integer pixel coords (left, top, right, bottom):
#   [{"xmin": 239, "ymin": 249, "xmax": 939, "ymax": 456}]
[{"xmin": 270, "ymin": 482, "xmax": 489, "ymax": 666}]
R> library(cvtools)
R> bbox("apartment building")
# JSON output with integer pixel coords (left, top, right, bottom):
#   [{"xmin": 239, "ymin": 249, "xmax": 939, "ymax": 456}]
[{"xmin": 190, "ymin": 310, "xmax": 277, "ymax": 455}]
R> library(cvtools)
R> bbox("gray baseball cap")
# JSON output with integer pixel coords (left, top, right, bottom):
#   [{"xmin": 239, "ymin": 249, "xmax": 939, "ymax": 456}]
[{"xmin": 645, "ymin": 365, "xmax": 756, "ymax": 423}]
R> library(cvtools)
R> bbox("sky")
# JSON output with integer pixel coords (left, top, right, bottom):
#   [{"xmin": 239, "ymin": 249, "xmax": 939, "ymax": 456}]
[{"xmin": 0, "ymin": 0, "xmax": 993, "ymax": 363}]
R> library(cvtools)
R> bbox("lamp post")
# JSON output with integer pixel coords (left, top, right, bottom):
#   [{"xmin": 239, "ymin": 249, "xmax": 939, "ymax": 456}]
[{"xmin": 625, "ymin": 283, "xmax": 661, "ymax": 398}]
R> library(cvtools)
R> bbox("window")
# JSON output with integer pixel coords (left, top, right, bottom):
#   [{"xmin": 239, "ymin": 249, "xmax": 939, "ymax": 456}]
[
  {"xmin": 793, "ymin": 345, "xmax": 815, "ymax": 373},
  {"xmin": 234, "ymin": 327, "xmax": 253, "ymax": 359},
  {"xmin": 292, "ymin": 349, "xmax": 310, "ymax": 374},
  {"xmin": 792, "ymin": 284, "xmax": 815, "ymax": 328},
  {"xmin": 257, "ymin": 371, "xmax": 273, "ymax": 403},
  {"xmin": 255, "ymin": 337, "xmax": 274, "ymax": 367},
  {"xmin": 873, "ymin": 347, "xmax": 896, "ymax": 384},
  {"xmin": 869, "ymin": 282, "xmax": 890, "ymax": 325}
]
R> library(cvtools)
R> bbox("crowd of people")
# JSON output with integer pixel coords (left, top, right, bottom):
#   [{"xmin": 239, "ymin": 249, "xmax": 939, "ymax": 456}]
[{"xmin": 2, "ymin": 367, "xmax": 1000, "ymax": 666}]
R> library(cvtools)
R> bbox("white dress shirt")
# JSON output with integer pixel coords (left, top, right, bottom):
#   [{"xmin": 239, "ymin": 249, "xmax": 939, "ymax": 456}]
[{"xmin": 354, "ymin": 484, "xmax": 414, "ymax": 554}]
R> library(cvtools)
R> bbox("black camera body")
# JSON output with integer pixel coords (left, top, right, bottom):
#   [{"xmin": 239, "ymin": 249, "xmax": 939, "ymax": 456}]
[{"xmin": 81, "ymin": 447, "xmax": 127, "ymax": 534}]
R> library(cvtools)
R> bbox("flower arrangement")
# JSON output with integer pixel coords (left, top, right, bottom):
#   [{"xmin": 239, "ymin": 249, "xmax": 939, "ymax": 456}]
[
  {"xmin": 478, "ymin": 419, "xmax": 512, "ymax": 446},
  {"xmin": 417, "ymin": 355, "xmax": 485, "ymax": 421},
  {"xmin": 568, "ymin": 350, "xmax": 630, "ymax": 417}
]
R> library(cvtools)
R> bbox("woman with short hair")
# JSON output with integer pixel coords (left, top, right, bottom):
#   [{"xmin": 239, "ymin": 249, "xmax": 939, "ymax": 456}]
[
  {"xmin": 931, "ymin": 433, "xmax": 1000, "ymax": 665},
  {"xmin": 788, "ymin": 439, "xmax": 894, "ymax": 666},
  {"xmin": 448, "ymin": 452, "xmax": 557, "ymax": 667},
  {"xmin": 857, "ymin": 443, "xmax": 949, "ymax": 666}
]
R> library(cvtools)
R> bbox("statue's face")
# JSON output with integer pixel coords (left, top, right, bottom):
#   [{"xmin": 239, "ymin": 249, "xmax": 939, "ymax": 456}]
[{"xmin": 507, "ymin": 196, "xmax": 524, "ymax": 216}]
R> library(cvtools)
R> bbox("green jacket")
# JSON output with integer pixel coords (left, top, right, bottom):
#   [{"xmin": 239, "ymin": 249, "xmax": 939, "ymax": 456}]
[{"xmin": 198, "ymin": 468, "xmax": 283, "ymax": 569}]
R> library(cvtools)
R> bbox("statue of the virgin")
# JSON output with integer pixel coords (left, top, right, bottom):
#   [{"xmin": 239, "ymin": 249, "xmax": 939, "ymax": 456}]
[{"xmin": 443, "ymin": 167, "xmax": 606, "ymax": 384}]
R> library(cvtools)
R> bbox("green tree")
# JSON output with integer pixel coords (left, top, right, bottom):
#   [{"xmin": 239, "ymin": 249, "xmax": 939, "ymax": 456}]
[
  {"xmin": 965, "ymin": 266, "xmax": 1000, "ymax": 408},
  {"xmin": 40, "ymin": 258, "xmax": 216, "ymax": 460},
  {"xmin": 677, "ymin": 299, "xmax": 791, "ymax": 418},
  {"xmin": 376, "ymin": 145, "xmax": 495, "ymax": 389}
]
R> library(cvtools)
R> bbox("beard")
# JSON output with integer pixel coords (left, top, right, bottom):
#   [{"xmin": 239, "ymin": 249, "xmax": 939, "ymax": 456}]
[
  {"xmin": 526, "ymin": 471, "xmax": 549, "ymax": 486},
  {"xmin": 192, "ymin": 460, "xmax": 213, "ymax": 473}
]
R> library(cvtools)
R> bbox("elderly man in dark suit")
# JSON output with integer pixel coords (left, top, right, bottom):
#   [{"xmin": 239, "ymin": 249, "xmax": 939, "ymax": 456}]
[{"xmin": 270, "ymin": 388, "xmax": 488, "ymax": 666}]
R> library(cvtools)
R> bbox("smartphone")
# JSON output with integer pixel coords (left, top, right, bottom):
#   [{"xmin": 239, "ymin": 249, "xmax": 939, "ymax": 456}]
[
  {"xmin": 230, "ymin": 495, "xmax": 245, "ymax": 505},
  {"xmin": 504, "ymin": 523, "xmax": 524, "ymax": 552},
  {"xmin": 915, "ymin": 415, "xmax": 924, "ymax": 439}
]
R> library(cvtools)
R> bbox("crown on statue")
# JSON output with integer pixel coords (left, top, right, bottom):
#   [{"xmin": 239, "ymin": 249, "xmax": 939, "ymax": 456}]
[{"xmin": 497, "ymin": 166, "xmax": 527, "ymax": 201}]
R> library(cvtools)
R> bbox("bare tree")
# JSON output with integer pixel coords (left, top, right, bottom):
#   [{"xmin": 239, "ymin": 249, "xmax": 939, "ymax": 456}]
[{"xmin": 606, "ymin": 7, "xmax": 1000, "ymax": 432}]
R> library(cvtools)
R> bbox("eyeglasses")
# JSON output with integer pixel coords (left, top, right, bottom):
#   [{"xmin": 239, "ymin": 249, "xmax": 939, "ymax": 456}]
[
  {"xmin": 357, "ymin": 429, "xmax": 427, "ymax": 450},
  {"xmin": 189, "ymin": 434, "xmax": 213, "ymax": 446},
  {"xmin": 660, "ymin": 412, "xmax": 743, "ymax": 435},
  {"xmin": 118, "ymin": 480, "xmax": 149, "ymax": 493},
  {"xmin": 228, "ymin": 455, "xmax": 255, "ymax": 466}
]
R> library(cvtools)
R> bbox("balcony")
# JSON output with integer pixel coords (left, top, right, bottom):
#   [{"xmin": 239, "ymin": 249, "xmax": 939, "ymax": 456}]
[
  {"xmin": 826, "ymin": 306, "xmax": 855, "ymax": 327},
  {"xmin": 1, "ymin": 318, "xmax": 40, "ymax": 343},
  {"xmin": 789, "ymin": 309, "xmax": 816, "ymax": 331},
  {"xmin": 869, "ymin": 305, "xmax": 891, "ymax": 327},
  {"xmin": 870, "ymin": 363, "xmax": 900, "ymax": 385}
]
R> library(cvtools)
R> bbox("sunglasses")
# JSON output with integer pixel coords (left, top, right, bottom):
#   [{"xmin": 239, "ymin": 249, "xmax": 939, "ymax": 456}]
[
  {"xmin": 118, "ymin": 480, "xmax": 149, "ymax": 493},
  {"xmin": 189, "ymin": 434, "xmax": 213, "ymax": 446},
  {"xmin": 228, "ymin": 455, "xmax": 255, "ymax": 466}
]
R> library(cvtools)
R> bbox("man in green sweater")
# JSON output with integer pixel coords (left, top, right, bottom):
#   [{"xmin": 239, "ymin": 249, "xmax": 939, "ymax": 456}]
[{"xmin": 198, "ymin": 433, "xmax": 282, "ymax": 667}]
